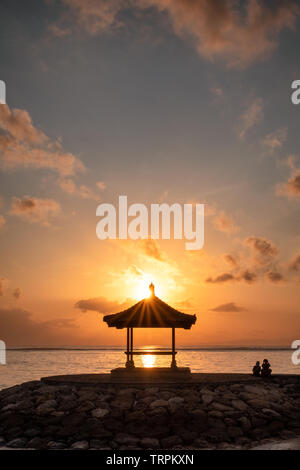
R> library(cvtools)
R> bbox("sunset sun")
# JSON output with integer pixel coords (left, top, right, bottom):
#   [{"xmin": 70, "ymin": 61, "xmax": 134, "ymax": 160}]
[{"xmin": 135, "ymin": 274, "xmax": 156, "ymax": 300}]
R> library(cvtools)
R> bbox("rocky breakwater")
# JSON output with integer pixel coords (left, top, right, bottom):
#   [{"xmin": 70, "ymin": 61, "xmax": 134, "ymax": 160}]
[{"xmin": 0, "ymin": 375, "xmax": 300, "ymax": 450}]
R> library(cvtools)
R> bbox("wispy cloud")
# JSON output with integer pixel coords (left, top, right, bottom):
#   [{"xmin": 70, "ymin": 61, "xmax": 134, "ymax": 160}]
[
  {"xmin": 75, "ymin": 296, "xmax": 131, "ymax": 314},
  {"xmin": 210, "ymin": 302, "xmax": 247, "ymax": 313},
  {"xmin": 138, "ymin": 239, "xmax": 167, "ymax": 262},
  {"xmin": 51, "ymin": 0, "xmax": 300, "ymax": 68},
  {"xmin": 239, "ymin": 97, "xmax": 263, "ymax": 139},
  {"xmin": 262, "ymin": 127, "xmax": 287, "ymax": 153},
  {"xmin": 10, "ymin": 196, "xmax": 61, "ymax": 226},
  {"xmin": 0, "ymin": 105, "xmax": 85, "ymax": 176},
  {"xmin": 213, "ymin": 210, "xmax": 240, "ymax": 235},
  {"xmin": 12, "ymin": 287, "xmax": 22, "ymax": 300}
]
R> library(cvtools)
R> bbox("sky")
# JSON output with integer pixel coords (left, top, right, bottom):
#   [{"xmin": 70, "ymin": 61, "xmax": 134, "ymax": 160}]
[{"xmin": 0, "ymin": 0, "xmax": 300, "ymax": 348}]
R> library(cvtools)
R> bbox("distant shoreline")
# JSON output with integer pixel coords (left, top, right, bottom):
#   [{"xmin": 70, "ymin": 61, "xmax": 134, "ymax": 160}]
[{"xmin": 6, "ymin": 347, "xmax": 292, "ymax": 351}]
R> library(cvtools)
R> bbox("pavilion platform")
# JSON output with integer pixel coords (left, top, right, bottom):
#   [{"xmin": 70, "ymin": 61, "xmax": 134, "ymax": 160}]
[{"xmin": 41, "ymin": 371, "xmax": 263, "ymax": 387}]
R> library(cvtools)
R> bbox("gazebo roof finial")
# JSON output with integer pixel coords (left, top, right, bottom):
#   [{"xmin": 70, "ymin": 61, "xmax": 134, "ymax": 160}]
[{"xmin": 149, "ymin": 282, "xmax": 155, "ymax": 297}]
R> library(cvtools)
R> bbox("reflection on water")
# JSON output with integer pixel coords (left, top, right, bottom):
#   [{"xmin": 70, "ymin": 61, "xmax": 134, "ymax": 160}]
[
  {"xmin": 0, "ymin": 349, "xmax": 299, "ymax": 390},
  {"xmin": 141, "ymin": 355, "xmax": 155, "ymax": 368}
]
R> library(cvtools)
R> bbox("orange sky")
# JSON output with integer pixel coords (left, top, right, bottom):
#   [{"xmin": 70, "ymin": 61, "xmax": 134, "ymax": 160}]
[{"xmin": 0, "ymin": 0, "xmax": 300, "ymax": 347}]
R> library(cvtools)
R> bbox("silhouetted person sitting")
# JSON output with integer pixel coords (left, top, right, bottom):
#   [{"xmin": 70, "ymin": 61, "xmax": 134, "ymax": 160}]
[
  {"xmin": 261, "ymin": 358, "xmax": 272, "ymax": 377},
  {"xmin": 252, "ymin": 361, "xmax": 261, "ymax": 377}
]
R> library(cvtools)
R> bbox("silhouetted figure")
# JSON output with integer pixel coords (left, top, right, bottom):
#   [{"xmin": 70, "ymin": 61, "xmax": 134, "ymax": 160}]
[
  {"xmin": 261, "ymin": 358, "xmax": 272, "ymax": 377},
  {"xmin": 252, "ymin": 361, "xmax": 261, "ymax": 377}
]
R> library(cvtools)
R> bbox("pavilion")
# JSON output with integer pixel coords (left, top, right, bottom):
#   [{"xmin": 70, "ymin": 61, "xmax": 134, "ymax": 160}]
[{"xmin": 103, "ymin": 283, "xmax": 196, "ymax": 375}]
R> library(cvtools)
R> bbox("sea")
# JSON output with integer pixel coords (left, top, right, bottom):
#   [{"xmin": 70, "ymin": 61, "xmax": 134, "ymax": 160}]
[{"xmin": 0, "ymin": 347, "xmax": 299, "ymax": 391}]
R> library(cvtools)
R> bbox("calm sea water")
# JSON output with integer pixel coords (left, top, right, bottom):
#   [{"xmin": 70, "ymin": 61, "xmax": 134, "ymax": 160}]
[{"xmin": 0, "ymin": 349, "xmax": 299, "ymax": 390}]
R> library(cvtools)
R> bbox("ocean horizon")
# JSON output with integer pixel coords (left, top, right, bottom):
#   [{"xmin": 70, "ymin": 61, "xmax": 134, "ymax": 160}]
[{"xmin": 1, "ymin": 347, "xmax": 299, "ymax": 391}]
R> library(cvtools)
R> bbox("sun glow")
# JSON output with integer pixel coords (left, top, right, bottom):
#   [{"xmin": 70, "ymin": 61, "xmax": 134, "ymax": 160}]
[
  {"xmin": 142, "ymin": 355, "xmax": 155, "ymax": 368},
  {"xmin": 135, "ymin": 273, "xmax": 161, "ymax": 300}
]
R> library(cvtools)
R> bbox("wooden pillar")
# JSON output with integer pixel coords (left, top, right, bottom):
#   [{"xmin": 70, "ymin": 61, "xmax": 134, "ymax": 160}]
[
  {"xmin": 130, "ymin": 328, "xmax": 134, "ymax": 367},
  {"xmin": 126, "ymin": 327, "xmax": 130, "ymax": 368},
  {"xmin": 171, "ymin": 327, "xmax": 177, "ymax": 368}
]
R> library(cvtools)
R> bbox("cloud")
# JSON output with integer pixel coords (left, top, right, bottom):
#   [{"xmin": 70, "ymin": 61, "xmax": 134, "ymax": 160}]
[
  {"xmin": 239, "ymin": 97, "xmax": 263, "ymax": 139},
  {"xmin": 12, "ymin": 287, "xmax": 22, "ymax": 299},
  {"xmin": 245, "ymin": 236, "xmax": 278, "ymax": 264},
  {"xmin": 262, "ymin": 127, "xmax": 287, "ymax": 153},
  {"xmin": 53, "ymin": 0, "xmax": 300, "ymax": 68},
  {"xmin": 138, "ymin": 239, "xmax": 166, "ymax": 262},
  {"xmin": 206, "ymin": 268, "xmax": 257, "ymax": 284},
  {"xmin": 213, "ymin": 210, "xmax": 239, "ymax": 234},
  {"xmin": 175, "ymin": 298, "xmax": 194, "ymax": 309},
  {"xmin": 206, "ymin": 272, "xmax": 235, "ymax": 284},
  {"xmin": 210, "ymin": 302, "xmax": 247, "ymax": 313},
  {"xmin": 58, "ymin": 178, "xmax": 101, "ymax": 200},
  {"xmin": 277, "ymin": 169, "xmax": 300, "ymax": 199},
  {"xmin": 238, "ymin": 269, "xmax": 257, "ymax": 284},
  {"xmin": 128, "ymin": 264, "xmax": 145, "ymax": 279},
  {"xmin": 74, "ymin": 296, "xmax": 131, "ymax": 314},
  {"xmin": 223, "ymin": 253, "xmax": 239, "ymax": 268},
  {"xmin": 289, "ymin": 254, "xmax": 300, "ymax": 272},
  {"xmin": 97, "ymin": 181, "xmax": 106, "ymax": 190},
  {"xmin": 10, "ymin": 196, "xmax": 61, "ymax": 226},
  {"xmin": 0, "ymin": 215, "xmax": 5, "ymax": 228},
  {"xmin": 266, "ymin": 271, "xmax": 284, "ymax": 283},
  {"xmin": 58, "ymin": 178, "xmax": 76, "ymax": 194},
  {"xmin": 0, "ymin": 278, "xmax": 7, "ymax": 296},
  {"xmin": 0, "ymin": 307, "xmax": 77, "ymax": 346},
  {"xmin": 0, "ymin": 105, "xmax": 84, "ymax": 176},
  {"xmin": 57, "ymin": 0, "xmax": 124, "ymax": 35},
  {"xmin": 210, "ymin": 87, "xmax": 224, "ymax": 102}
]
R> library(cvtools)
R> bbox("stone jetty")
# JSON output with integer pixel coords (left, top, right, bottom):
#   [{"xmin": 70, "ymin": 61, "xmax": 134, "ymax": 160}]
[{"xmin": 0, "ymin": 374, "xmax": 299, "ymax": 450}]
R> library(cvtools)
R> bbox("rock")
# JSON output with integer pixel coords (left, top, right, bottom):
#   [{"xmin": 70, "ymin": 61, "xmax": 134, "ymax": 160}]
[
  {"xmin": 208, "ymin": 410, "xmax": 223, "ymax": 419},
  {"xmin": 218, "ymin": 442, "xmax": 242, "ymax": 450},
  {"xmin": 208, "ymin": 418, "xmax": 226, "ymax": 430},
  {"xmin": 27, "ymin": 437, "xmax": 47, "ymax": 449},
  {"xmin": 111, "ymin": 399, "xmax": 132, "ymax": 410},
  {"xmin": 238, "ymin": 416, "xmax": 251, "ymax": 432},
  {"xmin": 251, "ymin": 416, "xmax": 267, "ymax": 427},
  {"xmin": 244, "ymin": 385, "xmax": 267, "ymax": 396},
  {"xmin": 7, "ymin": 437, "xmax": 28, "ymax": 448},
  {"xmin": 51, "ymin": 411, "xmax": 65, "ymax": 417},
  {"xmin": 204, "ymin": 429, "xmax": 230, "ymax": 444},
  {"xmin": 140, "ymin": 437, "xmax": 160, "ymax": 449},
  {"xmin": 114, "ymin": 433, "xmax": 139, "ymax": 446},
  {"xmin": 161, "ymin": 435, "xmax": 183, "ymax": 449},
  {"xmin": 212, "ymin": 402, "xmax": 233, "ymax": 412},
  {"xmin": 36, "ymin": 399, "xmax": 57, "ymax": 413},
  {"xmin": 248, "ymin": 399, "xmax": 270, "ymax": 409},
  {"xmin": 227, "ymin": 426, "xmax": 243, "ymax": 438},
  {"xmin": 177, "ymin": 430, "xmax": 197, "ymax": 444},
  {"xmin": 231, "ymin": 400, "xmax": 248, "ymax": 411},
  {"xmin": 145, "ymin": 387, "xmax": 159, "ymax": 395},
  {"xmin": 89, "ymin": 439, "xmax": 106, "ymax": 449},
  {"xmin": 47, "ymin": 441, "xmax": 66, "ymax": 449},
  {"xmin": 262, "ymin": 408, "xmax": 281, "ymax": 418},
  {"xmin": 201, "ymin": 394, "xmax": 214, "ymax": 405},
  {"xmin": 71, "ymin": 440, "xmax": 89, "ymax": 450},
  {"xmin": 59, "ymin": 399, "xmax": 77, "ymax": 411},
  {"xmin": 92, "ymin": 408, "xmax": 109, "ymax": 418},
  {"xmin": 193, "ymin": 438, "xmax": 210, "ymax": 448},
  {"xmin": 191, "ymin": 409, "xmax": 208, "ymax": 427},
  {"xmin": 150, "ymin": 399, "xmax": 168, "ymax": 408},
  {"xmin": 168, "ymin": 397, "xmax": 184, "ymax": 406},
  {"xmin": 249, "ymin": 427, "xmax": 269, "ymax": 440},
  {"xmin": 24, "ymin": 428, "xmax": 41, "ymax": 438},
  {"xmin": 268, "ymin": 421, "xmax": 284, "ymax": 434},
  {"xmin": 2, "ymin": 403, "xmax": 18, "ymax": 412}
]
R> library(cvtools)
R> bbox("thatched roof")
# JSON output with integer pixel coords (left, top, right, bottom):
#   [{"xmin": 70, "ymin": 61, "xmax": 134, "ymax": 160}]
[{"xmin": 103, "ymin": 293, "xmax": 197, "ymax": 329}]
